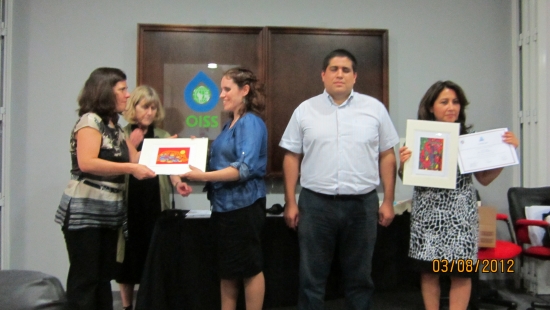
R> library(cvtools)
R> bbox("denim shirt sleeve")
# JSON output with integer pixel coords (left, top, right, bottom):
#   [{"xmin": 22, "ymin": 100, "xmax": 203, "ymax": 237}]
[{"xmin": 229, "ymin": 115, "xmax": 267, "ymax": 181}]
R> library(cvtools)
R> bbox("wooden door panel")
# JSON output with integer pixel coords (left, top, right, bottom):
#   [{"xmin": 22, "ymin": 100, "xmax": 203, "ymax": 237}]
[
  {"xmin": 138, "ymin": 25, "xmax": 388, "ymax": 177},
  {"xmin": 265, "ymin": 27, "xmax": 388, "ymax": 177},
  {"xmin": 138, "ymin": 25, "xmax": 262, "ymax": 139}
]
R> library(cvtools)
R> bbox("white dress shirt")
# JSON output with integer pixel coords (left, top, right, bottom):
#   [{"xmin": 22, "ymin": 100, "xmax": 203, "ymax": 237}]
[{"xmin": 279, "ymin": 90, "xmax": 399, "ymax": 195}]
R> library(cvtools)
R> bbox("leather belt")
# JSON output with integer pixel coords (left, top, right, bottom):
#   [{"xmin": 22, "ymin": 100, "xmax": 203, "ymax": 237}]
[{"xmin": 82, "ymin": 180, "xmax": 122, "ymax": 194}]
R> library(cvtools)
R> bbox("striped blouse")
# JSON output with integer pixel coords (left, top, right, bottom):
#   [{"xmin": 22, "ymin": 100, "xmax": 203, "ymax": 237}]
[{"xmin": 55, "ymin": 113, "xmax": 129, "ymax": 230}]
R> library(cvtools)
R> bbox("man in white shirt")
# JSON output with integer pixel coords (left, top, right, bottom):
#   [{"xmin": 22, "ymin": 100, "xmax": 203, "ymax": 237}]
[{"xmin": 279, "ymin": 49, "xmax": 399, "ymax": 309}]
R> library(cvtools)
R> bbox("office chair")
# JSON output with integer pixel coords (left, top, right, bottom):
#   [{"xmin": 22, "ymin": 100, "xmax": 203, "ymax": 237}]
[
  {"xmin": 0, "ymin": 270, "xmax": 67, "ymax": 310},
  {"xmin": 475, "ymin": 212, "xmax": 522, "ymax": 310},
  {"xmin": 507, "ymin": 186, "xmax": 550, "ymax": 310}
]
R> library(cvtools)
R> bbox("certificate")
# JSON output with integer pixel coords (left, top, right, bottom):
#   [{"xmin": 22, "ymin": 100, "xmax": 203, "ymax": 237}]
[
  {"xmin": 457, "ymin": 128, "xmax": 519, "ymax": 174},
  {"xmin": 403, "ymin": 120, "xmax": 460, "ymax": 189},
  {"xmin": 138, "ymin": 138, "xmax": 209, "ymax": 175}
]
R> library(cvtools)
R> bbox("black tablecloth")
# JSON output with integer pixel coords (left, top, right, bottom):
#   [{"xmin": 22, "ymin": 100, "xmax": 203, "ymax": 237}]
[{"xmin": 135, "ymin": 209, "xmax": 416, "ymax": 310}]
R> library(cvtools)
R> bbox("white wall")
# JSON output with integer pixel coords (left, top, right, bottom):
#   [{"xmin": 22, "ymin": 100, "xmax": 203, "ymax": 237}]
[{"xmin": 7, "ymin": 0, "xmax": 514, "ymax": 285}]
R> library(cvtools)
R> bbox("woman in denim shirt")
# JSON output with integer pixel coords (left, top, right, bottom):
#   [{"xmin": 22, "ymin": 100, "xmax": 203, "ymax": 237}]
[{"xmin": 182, "ymin": 68, "xmax": 267, "ymax": 310}]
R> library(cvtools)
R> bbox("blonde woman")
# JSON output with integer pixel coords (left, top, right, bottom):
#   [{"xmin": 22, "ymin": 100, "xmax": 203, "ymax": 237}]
[{"xmin": 116, "ymin": 85, "xmax": 192, "ymax": 310}]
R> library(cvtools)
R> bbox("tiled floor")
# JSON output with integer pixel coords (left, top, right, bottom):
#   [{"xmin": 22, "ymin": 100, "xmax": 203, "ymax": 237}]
[{"xmin": 113, "ymin": 281, "xmax": 550, "ymax": 309}]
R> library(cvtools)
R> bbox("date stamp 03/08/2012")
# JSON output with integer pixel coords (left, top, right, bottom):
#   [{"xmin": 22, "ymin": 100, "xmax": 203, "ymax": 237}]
[{"xmin": 432, "ymin": 259, "xmax": 515, "ymax": 273}]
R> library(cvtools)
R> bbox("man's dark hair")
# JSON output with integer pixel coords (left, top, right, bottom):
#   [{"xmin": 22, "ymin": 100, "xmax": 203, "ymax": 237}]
[{"xmin": 322, "ymin": 49, "xmax": 357, "ymax": 72}]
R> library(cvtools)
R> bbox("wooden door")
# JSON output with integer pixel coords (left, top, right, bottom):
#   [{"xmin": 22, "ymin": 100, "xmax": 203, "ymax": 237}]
[{"xmin": 137, "ymin": 25, "xmax": 388, "ymax": 177}]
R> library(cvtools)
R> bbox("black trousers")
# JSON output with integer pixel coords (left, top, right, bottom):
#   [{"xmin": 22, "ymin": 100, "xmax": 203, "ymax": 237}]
[{"xmin": 63, "ymin": 227, "xmax": 118, "ymax": 310}]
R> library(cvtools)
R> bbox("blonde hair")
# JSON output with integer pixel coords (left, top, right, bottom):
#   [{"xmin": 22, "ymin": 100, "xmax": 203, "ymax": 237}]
[{"xmin": 123, "ymin": 85, "xmax": 165, "ymax": 126}]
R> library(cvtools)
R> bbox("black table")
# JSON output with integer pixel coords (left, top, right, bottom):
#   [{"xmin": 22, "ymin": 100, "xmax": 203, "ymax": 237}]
[{"xmin": 135, "ymin": 209, "xmax": 415, "ymax": 310}]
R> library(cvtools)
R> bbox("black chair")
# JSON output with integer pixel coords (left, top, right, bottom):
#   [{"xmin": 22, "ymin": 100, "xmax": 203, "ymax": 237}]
[
  {"xmin": 507, "ymin": 186, "xmax": 550, "ymax": 310},
  {"xmin": 0, "ymin": 270, "xmax": 67, "ymax": 310}
]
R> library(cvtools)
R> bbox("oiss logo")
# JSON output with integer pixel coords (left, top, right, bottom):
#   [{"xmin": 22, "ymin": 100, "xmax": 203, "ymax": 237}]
[{"xmin": 183, "ymin": 71, "xmax": 220, "ymax": 128}]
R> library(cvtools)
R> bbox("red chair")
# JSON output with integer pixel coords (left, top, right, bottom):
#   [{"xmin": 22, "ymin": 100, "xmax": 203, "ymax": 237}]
[
  {"xmin": 507, "ymin": 186, "xmax": 550, "ymax": 310},
  {"xmin": 475, "ymin": 213, "xmax": 522, "ymax": 310}
]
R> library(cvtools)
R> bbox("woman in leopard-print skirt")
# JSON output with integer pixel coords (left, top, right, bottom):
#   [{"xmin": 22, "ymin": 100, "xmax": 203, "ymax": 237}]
[{"xmin": 398, "ymin": 81, "xmax": 518, "ymax": 310}]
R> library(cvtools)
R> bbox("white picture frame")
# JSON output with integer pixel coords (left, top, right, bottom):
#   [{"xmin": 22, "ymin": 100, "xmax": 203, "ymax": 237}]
[
  {"xmin": 138, "ymin": 138, "xmax": 209, "ymax": 175},
  {"xmin": 402, "ymin": 120, "xmax": 460, "ymax": 189}
]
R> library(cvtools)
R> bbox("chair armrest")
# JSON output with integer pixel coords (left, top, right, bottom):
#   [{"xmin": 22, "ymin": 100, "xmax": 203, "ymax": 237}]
[
  {"xmin": 496, "ymin": 213, "xmax": 509, "ymax": 221},
  {"xmin": 516, "ymin": 219, "xmax": 550, "ymax": 228},
  {"xmin": 514, "ymin": 219, "xmax": 550, "ymax": 245},
  {"xmin": 496, "ymin": 213, "xmax": 518, "ymax": 244}
]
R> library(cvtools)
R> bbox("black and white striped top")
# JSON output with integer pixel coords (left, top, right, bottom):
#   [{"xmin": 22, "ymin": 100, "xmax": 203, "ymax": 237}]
[{"xmin": 55, "ymin": 113, "xmax": 129, "ymax": 230}]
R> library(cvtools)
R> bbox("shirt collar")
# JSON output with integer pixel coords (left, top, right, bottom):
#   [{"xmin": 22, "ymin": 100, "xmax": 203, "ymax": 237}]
[{"xmin": 323, "ymin": 89, "xmax": 355, "ymax": 107}]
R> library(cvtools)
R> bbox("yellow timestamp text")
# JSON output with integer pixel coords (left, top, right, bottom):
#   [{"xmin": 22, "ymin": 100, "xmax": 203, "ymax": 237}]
[{"xmin": 432, "ymin": 259, "xmax": 515, "ymax": 273}]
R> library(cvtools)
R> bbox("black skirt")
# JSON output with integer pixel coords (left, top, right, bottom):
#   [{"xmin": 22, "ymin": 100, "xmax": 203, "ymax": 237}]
[
  {"xmin": 409, "ymin": 257, "xmax": 476, "ymax": 278},
  {"xmin": 211, "ymin": 197, "xmax": 266, "ymax": 280},
  {"xmin": 115, "ymin": 175, "xmax": 161, "ymax": 284}
]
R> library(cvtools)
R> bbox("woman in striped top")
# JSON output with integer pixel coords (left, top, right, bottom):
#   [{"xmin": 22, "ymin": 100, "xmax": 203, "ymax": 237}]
[{"xmin": 55, "ymin": 68, "xmax": 155, "ymax": 310}]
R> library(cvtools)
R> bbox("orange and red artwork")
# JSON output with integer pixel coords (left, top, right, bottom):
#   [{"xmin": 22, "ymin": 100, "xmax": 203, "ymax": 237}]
[
  {"xmin": 156, "ymin": 147, "xmax": 190, "ymax": 164},
  {"xmin": 418, "ymin": 137, "xmax": 443, "ymax": 171}
]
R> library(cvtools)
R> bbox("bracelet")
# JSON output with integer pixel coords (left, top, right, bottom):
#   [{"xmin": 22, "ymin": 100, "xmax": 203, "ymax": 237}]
[{"xmin": 173, "ymin": 181, "xmax": 181, "ymax": 187}]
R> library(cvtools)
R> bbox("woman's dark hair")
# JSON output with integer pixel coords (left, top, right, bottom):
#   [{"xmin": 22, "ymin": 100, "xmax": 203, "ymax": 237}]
[
  {"xmin": 223, "ymin": 68, "xmax": 265, "ymax": 119},
  {"xmin": 417, "ymin": 80, "xmax": 472, "ymax": 134},
  {"xmin": 77, "ymin": 67, "xmax": 127, "ymax": 124}
]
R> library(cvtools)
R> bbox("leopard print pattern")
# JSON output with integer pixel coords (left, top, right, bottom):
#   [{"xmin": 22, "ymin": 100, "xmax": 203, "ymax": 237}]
[{"xmin": 409, "ymin": 171, "xmax": 478, "ymax": 261}]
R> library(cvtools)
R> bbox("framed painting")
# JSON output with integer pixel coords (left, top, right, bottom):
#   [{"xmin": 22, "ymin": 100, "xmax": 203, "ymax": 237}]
[
  {"xmin": 403, "ymin": 120, "xmax": 460, "ymax": 189},
  {"xmin": 139, "ymin": 138, "xmax": 209, "ymax": 174}
]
